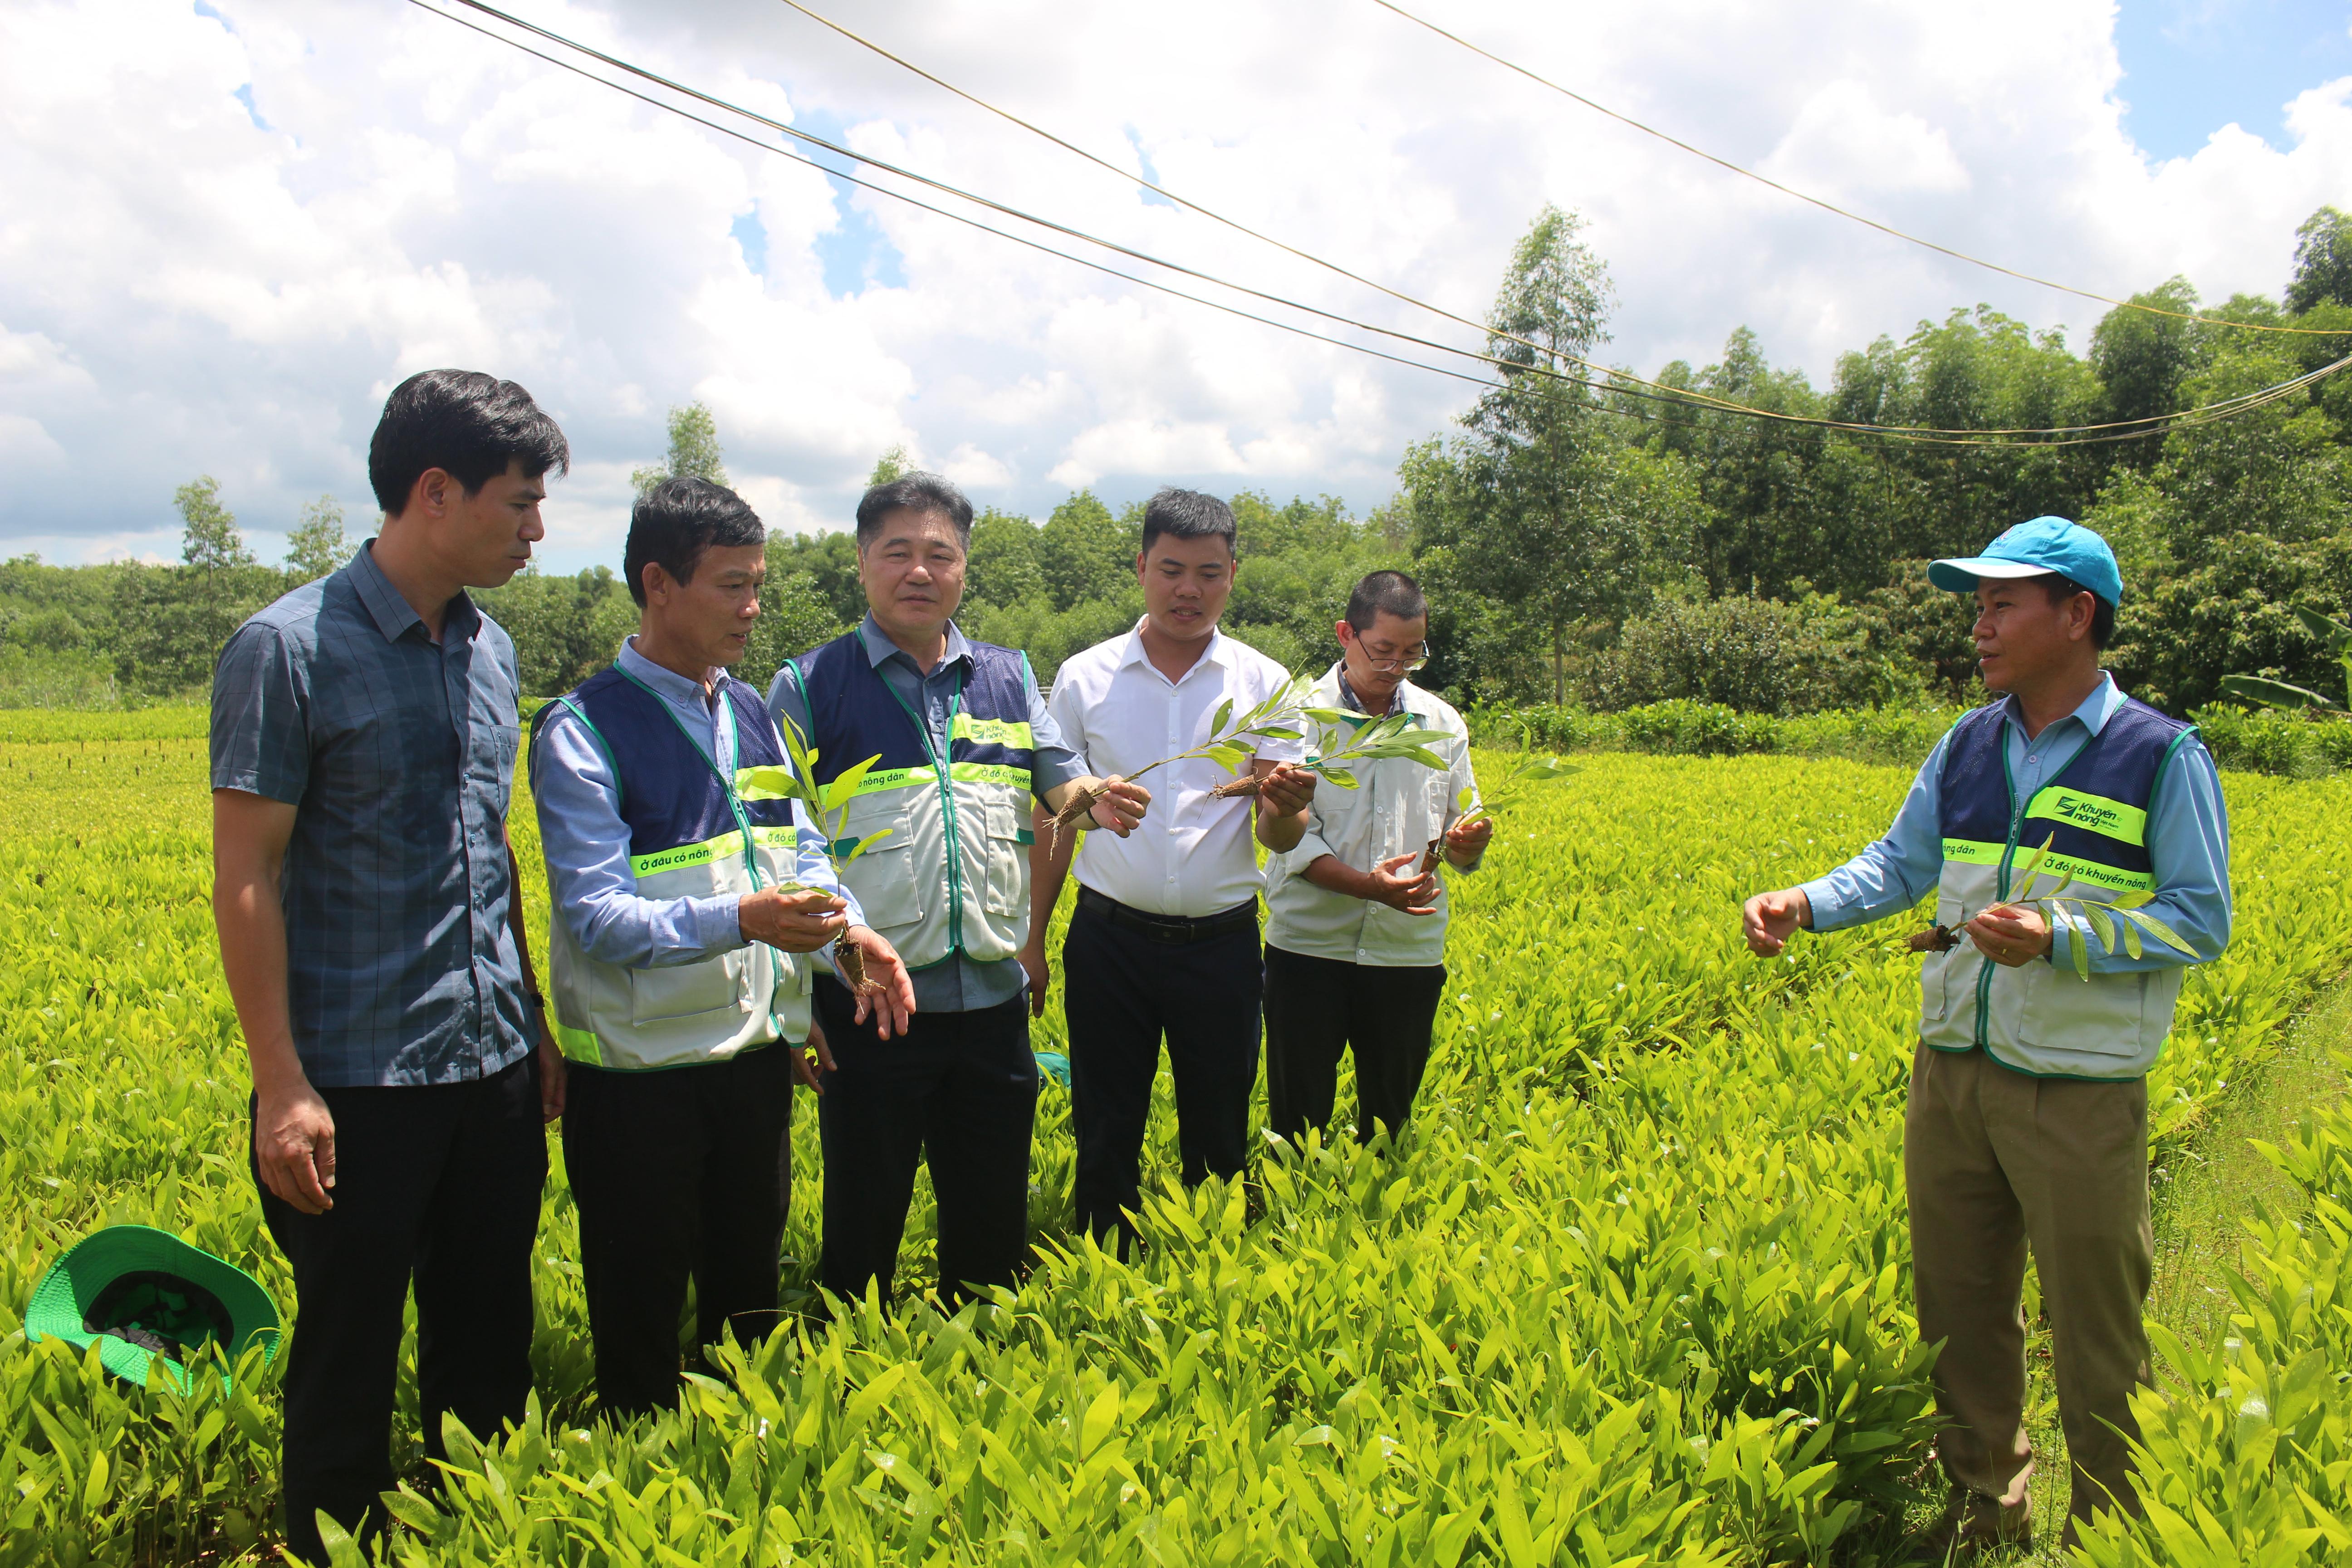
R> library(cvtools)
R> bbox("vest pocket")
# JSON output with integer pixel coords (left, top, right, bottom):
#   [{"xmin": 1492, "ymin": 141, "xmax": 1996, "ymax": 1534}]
[
  {"xmin": 628, "ymin": 950, "xmax": 747, "ymax": 1025},
  {"xmin": 980, "ymin": 801, "xmax": 1027, "ymax": 916},
  {"xmin": 2015, "ymin": 964, "xmax": 2151, "ymax": 1060},
  {"xmin": 840, "ymin": 797, "xmax": 920, "ymax": 932}
]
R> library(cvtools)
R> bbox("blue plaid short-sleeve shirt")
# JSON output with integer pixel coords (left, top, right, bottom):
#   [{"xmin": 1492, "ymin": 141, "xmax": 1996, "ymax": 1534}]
[{"xmin": 210, "ymin": 541, "xmax": 532, "ymax": 1087}]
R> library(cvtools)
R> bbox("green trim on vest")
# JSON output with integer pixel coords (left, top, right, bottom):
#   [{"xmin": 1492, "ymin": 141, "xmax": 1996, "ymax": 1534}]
[
  {"xmin": 555, "ymin": 1020, "xmax": 602, "ymax": 1066},
  {"xmin": 2024, "ymin": 785, "xmax": 2147, "ymax": 848}
]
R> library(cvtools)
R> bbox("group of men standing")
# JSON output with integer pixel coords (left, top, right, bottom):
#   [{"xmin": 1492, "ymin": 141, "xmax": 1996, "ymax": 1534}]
[
  {"xmin": 212, "ymin": 369, "xmax": 2234, "ymax": 1563},
  {"xmin": 211, "ymin": 370, "xmax": 1485, "ymax": 1561}
]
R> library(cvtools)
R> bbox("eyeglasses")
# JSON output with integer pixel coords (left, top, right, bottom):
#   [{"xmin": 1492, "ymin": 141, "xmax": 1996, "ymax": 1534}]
[{"xmin": 1361, "ymin": 647, "xmax": 1429, "ymax": 674}]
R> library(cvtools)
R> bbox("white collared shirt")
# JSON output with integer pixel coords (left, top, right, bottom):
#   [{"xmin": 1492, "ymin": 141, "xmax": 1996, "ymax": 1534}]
[
  {"xmin": 1263, "ymin": 665, "xmax": 1480, "ymax": 967},
  {"xmin": 1048, "ymin": 621, "xmax": 1305, "ymax": 918}
]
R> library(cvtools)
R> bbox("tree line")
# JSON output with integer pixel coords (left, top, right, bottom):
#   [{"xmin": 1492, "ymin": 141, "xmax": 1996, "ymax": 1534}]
[{"xmin": 6, "ymin": 204, "xmax": 2348, "ymax": 717}]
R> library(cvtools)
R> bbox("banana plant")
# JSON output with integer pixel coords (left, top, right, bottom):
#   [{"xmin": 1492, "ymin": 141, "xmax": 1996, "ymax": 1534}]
[
  {"xmin": 1911, "ymin": 832, "xmax": 2198, "ymax": 979},
  {"xmin": 1418, "ymin": 753, "xmax": 1574, "ymax": 872},
  {"xmin": 2218, "ymin": 605, "xmax": 2352, "ymax": 712},
  {"xmin": 735, "ymin": 715, "xmax": 894, "ymax": 992}
]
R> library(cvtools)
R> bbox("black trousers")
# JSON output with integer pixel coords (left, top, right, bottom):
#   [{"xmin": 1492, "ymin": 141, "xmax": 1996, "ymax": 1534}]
[
  {"xmin": 563, "ymin": 1044, "xmax": 794, "ymax": 1419},
  {"xmin": 1063, "ymin": 901, "xmax": 1263, "ymax": 1249},
  {"xmin": 252, "ymin": 1054, "xmax": 545, "ymax": 1567},
  {"xmin": 1263, "ymin": 944, "xmax": 1448, "ymax": 1145},
  {"xmin": 815, "ymin": 978, "xmax": 1036, "ymax": 1306}
]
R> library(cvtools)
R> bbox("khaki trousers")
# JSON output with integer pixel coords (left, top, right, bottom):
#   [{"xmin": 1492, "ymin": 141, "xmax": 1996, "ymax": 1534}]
[{"xmin": 1904, "ymin": 1040, "xmax": 2154, "ymax": 1531}]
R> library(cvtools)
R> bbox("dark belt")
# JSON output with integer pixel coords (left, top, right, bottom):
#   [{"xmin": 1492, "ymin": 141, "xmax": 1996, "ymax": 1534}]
[{"xmin": 1077, "ymin": 886, "xmax": 1258, "ymax": 945}]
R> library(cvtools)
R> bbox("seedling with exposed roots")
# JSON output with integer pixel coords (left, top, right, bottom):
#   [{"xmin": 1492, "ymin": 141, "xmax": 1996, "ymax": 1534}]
[
  {"xmin": 736, "ymin": 716, "xmax": 895, "ymax": 994},
  {"xmin": 1045, "ymin": 684, "xmax": 1310, "ymax": 854},
  {"xmin": 1419, "ymin": 754, "xmax": 1574, "ymax": 872}
]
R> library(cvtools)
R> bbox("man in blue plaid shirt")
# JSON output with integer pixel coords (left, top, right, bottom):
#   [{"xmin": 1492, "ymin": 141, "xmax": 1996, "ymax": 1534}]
[{"xmin": 210, "ymin": 369, "xmax": 569, "ymax": 1564}]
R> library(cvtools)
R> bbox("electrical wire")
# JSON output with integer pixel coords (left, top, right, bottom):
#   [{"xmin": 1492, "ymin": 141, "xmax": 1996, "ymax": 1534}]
[
  {"xmin": 757, "ymin": 0, "xmax": 2352, "ymax": 440},
  {"xmin": 1365, "ymin": 0, "xmax": 2350, "ymax": 339},
  {"xmin": 417, "ymin": 0, "xmax": 2351, "ymax": 447}
]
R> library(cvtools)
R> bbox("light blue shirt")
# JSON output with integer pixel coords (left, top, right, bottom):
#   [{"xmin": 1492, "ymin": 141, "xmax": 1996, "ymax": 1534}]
[
  {"xmin": 769, "ymin": 613, "xmax": 1087, "ymax": 1014},
  {"xmin": 531, "ymin": 638, "xmax": 860, "ymax": 970},
  {"xmin": 1800, "ymin": 674, "xmax": 2231, "ymax": 972}
]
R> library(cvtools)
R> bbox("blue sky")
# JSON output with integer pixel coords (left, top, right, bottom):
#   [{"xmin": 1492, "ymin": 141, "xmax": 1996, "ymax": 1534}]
[
  {"xmin": 4, "ymin": 0, "xmax": 2350, "ymax": 572},
  {"xmin": 2116, "ymin": 0, "xmax": 2352, "ymax": 160}
]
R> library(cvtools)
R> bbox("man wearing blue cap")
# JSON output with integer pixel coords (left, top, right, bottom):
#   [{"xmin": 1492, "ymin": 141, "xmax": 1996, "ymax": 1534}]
[{"xmin": 1740, "ymin": 517, "xmax": 2231, "ymax": 1551}]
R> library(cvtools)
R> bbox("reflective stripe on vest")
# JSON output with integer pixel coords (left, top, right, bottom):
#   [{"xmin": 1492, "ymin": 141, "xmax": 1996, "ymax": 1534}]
[
  {"xmin": 1919, "ymin": 696, "xmax": 2194, "ymax": 1080},
  {"xmin": 533, "ymin": 669, "xmax": 813, "ymax": 1071}
]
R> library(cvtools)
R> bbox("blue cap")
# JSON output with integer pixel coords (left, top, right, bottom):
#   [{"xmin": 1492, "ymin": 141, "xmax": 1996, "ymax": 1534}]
[{"xmin": 1927, "ymin": 516, "xmax": 2122, "ymax": 607}]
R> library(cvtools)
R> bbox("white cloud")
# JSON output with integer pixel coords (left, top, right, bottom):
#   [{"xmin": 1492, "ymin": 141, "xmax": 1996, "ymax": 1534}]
[{"xmin": 2, "ymin": 0, "xmax": 2350, "ymax": 568}]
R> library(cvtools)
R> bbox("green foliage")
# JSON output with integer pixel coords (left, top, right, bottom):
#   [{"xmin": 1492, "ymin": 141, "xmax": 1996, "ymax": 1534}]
[
  {"xmin": 867, "ymin": 444, "xmax": 911, "ymax": 486},
  {"xmin": 1594, "ymin": 593, "xmax": 1929, "ymax": 716},
  {"xmin": 174, "ymin": 476, "xmax": 254, "ymax": 573},
  {"xmin": 2286, "ymin": 206, "xmax": 2352, "ymax": 314},
  {"xmin": 284, "ymin": 496, "xmax": 350, "ymax": 582},
  {"xmin": 629, "ymin": 403, "xmax": 730, "ymax": 495},
  {"xmin": 471, "ymin": 568, "xmax": 637, "ymax": 698},
  {"xmin": 8, "ymin": 732, "xmax": 2348, "ymax": 1563}
]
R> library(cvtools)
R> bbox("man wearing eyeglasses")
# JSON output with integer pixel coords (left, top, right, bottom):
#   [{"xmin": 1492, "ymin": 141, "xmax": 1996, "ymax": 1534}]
[{"xmin": 1261, "ymin": 570, "xmax": 1487, "ymax": 1145}]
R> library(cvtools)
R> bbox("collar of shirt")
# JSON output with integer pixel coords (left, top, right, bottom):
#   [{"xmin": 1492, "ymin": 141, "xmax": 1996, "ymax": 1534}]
[
  {"xmin": 1332, "ymin": 663, "xmax": 1420, "ymax": 720},
  {"xmin": 348, "ymin": 538, "xmax": 480, "ymax": 646},
  {"xmin": 858, "ymin": 611, "xmax": 972, "ymax": 679},
  {"xmin": 1116, "ymin": 618, "xmax": 1229, "ymax": 685},
  {"xmin": 2000, "ymin": 671, "xmax": 2123, "ymax": 748}
]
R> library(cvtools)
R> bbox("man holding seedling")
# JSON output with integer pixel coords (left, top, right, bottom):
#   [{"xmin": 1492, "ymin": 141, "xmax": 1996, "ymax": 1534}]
[
  {"xmin": 211, "ymin": 370, "xmax": 569, "ymax": 1564},
  {"xmin": 1262, "ymin": 570, "xmax": 1486, "ymax": 1145},
  {"xmin": 529, "ymin": 477, "xmax": 913, "ymax": 1416},
  {"xmin": 1741, "ymin": 517, "xmax": 2231, "ymax": 1551},
  {"xmin": 768, "ymin": 472, "xmax": 1147, "ymax": 1306},
  {"xmin": 1034, "ymin": 488, "xmax": 1319, "ymax": 1252}
]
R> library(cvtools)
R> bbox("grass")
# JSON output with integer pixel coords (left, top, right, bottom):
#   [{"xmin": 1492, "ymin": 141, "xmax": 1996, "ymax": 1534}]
[{"xmin": 1949, "ymin": 972, "xmax": 2352, "ymax": 1565}]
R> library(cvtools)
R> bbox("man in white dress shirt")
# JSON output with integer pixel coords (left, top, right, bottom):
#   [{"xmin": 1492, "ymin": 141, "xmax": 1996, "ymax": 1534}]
[
  {"xmin": 1262, "ymin": 571, "xmax": 1487, "ymax": 1146},
  {"xmin": 1027, "ymin": 489, "xmax": 1317, "ymax": 1251}
]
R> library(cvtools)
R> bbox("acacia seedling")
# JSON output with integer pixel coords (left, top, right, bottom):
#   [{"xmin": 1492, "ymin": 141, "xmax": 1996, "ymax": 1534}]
[
  {"xmin": 1046, "ymin": 683, "xmax": 1312, "ymax": 853},
  {"xmin": 738, "ymin": 715, "xmax": 894, "ymax": 993},
  {"xmin": 1969, "ymin": 831, "xmax": 2198, "ymax": 980},
  {"xmin": 1419, "ymin": 753, "xmax": 1574, "ymax": 872}
]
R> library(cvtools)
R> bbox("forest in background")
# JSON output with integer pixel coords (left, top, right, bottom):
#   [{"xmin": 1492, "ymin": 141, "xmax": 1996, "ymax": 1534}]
[{"xmin": 4, "ymin": 204, "xmax": 2348, "ymax": 719}]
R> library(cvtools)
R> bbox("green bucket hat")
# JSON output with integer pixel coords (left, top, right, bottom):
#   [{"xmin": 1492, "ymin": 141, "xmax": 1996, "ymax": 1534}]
[{"xmin": 26, "ymin": 1225, "xmax": 281, "ymax": 1394}]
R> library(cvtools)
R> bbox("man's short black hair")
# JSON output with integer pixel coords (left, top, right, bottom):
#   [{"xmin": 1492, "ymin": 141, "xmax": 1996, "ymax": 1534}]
[
  {"xmin": 1345, "ymin": 569, "xmax": 1429, "ymax": 633},
  {"xmin": 368, "ymin": 369, "xmax": 569, "ymax": 515},
  {"xmin": 2034, "ymin": 573, "xmax": 2117, "ymax": 650},
  {"xmin": 624, "ymin": 477, "xmax": 764, "ymax": 607},
  {"xmin": 856, "ymin": 472, "xmax": 973, "ymax": 550},
  {"xmin": 1140, "ymin": 488, "xmax": 1237, "ymax": 557}
]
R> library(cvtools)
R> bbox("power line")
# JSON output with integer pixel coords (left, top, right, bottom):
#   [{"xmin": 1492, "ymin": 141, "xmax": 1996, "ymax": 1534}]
[
  {"xmin": 1366, "ymin": 0, "xmax": 2350, "ymax": 339},
  {"xmin": 419, "ymin": 0, "xmax": 2350, "ymax": 447},
  {"xmin": 756, "ymin": 0, "xmax": 2352, "ymax": 441}
]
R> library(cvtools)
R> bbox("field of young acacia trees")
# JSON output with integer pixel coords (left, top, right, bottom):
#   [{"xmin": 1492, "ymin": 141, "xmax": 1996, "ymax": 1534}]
[{"xmin": 5, "ymin": 706, "xmax": 2351, "ymax": 1565}]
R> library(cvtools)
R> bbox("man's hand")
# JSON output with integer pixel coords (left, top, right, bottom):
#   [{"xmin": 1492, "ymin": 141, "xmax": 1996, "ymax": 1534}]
[
  {"xmin": 791, "ymin": 1018, "xmax": 838, "ymax": 1093},
  {"xmin": 255, "ymin": 1079, "xmax": 337, "ymax": 1215},
  {"xmin": 1088, "ymin": 776, "xmax": 1150, "ymax": 837},
  {"xmin": 1019, "ymin": 939, "xmax": 1053, "ymax": 1019},
  {"xmin": 740, "ymin": 887, "xmax": 850, "ymax": 953},
  {"xmin": 1743, "ymin": 887, "xmax": 1813, "ymax": 956},
  {"xmin": 1444, "ymin": 815, "xmax": 1493, "ymax": 864},
  {"xmin": 843, "ymin": 925, "xmax": 916, "ymax": 1040},
  {"xmin": 1257, "ymin": 762, "xmax": 1318, "ymax": 818},
  {"xmin": 1965, "ymin": 903, "xmax": 2053, "ymax": 967},
  {"xmin": 534, "ymin": 1008, "xmax": 566, "ymax": 1123},
  {"xmin": 1365, "ymin": 851, "xmax": 1439, "ymax": 915}
]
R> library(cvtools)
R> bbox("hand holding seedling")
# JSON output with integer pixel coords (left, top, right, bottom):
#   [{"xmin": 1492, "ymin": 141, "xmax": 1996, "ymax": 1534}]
[
  {"xmin": 1965, "ymin": 903, "xmax": 2052, "ymax": 966},
  {"xmin": 1444, "ymin": 814, "xmax": 1493, "ymax": 862},
  {"xmin": 837, "ymin": 925, "xmax": 915, "ymax": 1039},
  {"xmin": 1083, "ymin": 775, "xmax": 1151, "ymax": 837},
  {"xmin": 1742, "ymin": 887, "xmax": 1813, "ymax": 957},
  {"xmin": 738, "ymin": 886, "xmax": 849, "ymax": 952},
  {"xmin": 1256, "ymin": 761, "xmax": 1318, "ymax": 816},
  {"xmin": 1420, "ymin": 754, "xmax": 1573, "ymax": 872}
]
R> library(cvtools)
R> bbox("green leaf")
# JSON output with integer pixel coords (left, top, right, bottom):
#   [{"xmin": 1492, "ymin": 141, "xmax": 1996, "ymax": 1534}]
[
  {"xmin": 2218, "ymin": 673, "xmax": 2343, "ymax": 711},
  {"xmin": 2122, "ymin": 917, "xmax": 2143, "ymax": 960},
  {"xmin": 2083, "ymin": 900, "xmax": 2117, "ymax": 956},
  {"xmin": 2293, "ymin": 604, "xmax": 2352, "ymax": 653},
  {"xmin": 841, "ymin": 827, "xmax": 893, "ymax": 865},
  {"xmin": 1456, "ymin": 785, "xmax": 1476, "ymax": 811},
  {"xmin": 1321, "ymin": 767, "xmax": 1358, "ymax": 788},
  {"xmin": 2120, "ymin": 906, "xmax": 2198, "ymax": 957},
  {"xmin": 1208, "ymin": 697, "xmax": 1235, "ymax": 737},
  {"xmin": 1253, "ymin": 726, "xmax": 1303, "ymax": 740},
  {"xmin": 2011, "ymin": 834, "xmax": 2053, "ymax": 895},
  {"xmin": 2111, "ymin": 889, "xmax": 2153, "ymax": 909},
  {"xmin": 1301, "ymin": 706, "xmax": 1356, "ymax": 725},
  {"xmin": 822, "ymin": 755, "xmax": 881, "ymax": 813},
  {"xmin": 2068, "ymin": 909, "xmax": 2090, "ymax": 981}
]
